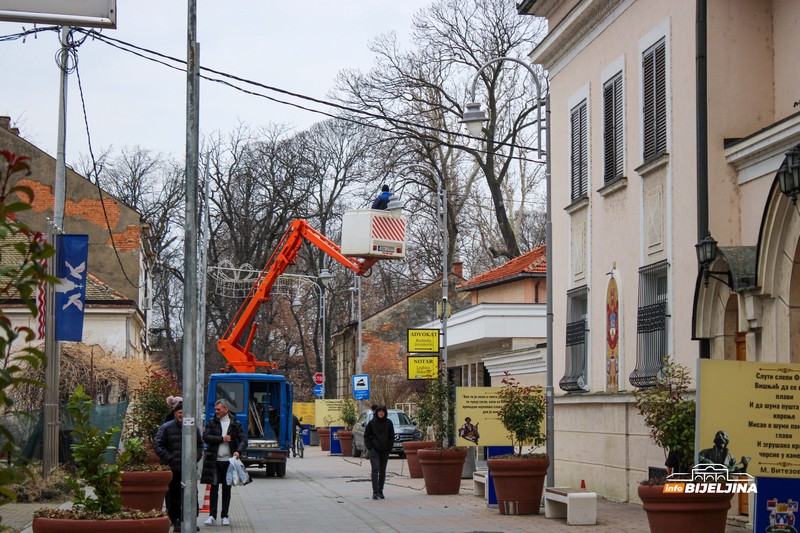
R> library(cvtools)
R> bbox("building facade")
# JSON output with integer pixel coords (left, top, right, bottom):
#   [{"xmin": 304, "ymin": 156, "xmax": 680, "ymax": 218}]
[
  {"xmin": 520, "ymin": 0, "xmax": 800, "ymax": 504},
  {"xmin": 1, "ymin": 116, "xmax": 155, "ymax": 360}
]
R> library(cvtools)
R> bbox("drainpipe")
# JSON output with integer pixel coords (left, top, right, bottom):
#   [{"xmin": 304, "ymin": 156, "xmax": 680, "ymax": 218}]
[{"xmin": 696, "ymin": 0, "xmax": 710, "ymax": 358}]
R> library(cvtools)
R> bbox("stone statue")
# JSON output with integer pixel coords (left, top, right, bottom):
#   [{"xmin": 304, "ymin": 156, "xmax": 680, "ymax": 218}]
[{"xmin": 698, "ymin": 430, "xmax": 750, "ymax": 473}]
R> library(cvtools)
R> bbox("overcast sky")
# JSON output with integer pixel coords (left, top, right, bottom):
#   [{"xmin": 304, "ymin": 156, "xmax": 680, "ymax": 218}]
[{"xmin": 0, "ymin": 1, "xmax": 432, "ymax": 164}]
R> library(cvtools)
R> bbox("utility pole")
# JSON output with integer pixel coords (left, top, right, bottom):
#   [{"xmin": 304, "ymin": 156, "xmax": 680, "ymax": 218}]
[
  {"xmin": 181, "ymin": 1, "xmax": 200, "ymax": 530},
  {"xmin": 43, "ymin": 25, "xmax": 70, "ymax": 479}
]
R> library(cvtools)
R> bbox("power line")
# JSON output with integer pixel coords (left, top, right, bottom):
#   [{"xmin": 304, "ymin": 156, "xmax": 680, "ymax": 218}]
[
  {"xmin": 70, "ymin": 28, "xmax": 547, "ymax": 166},
  {"xmin": 70, "ymin": 36, "xmax": 142, "ymax": 289}
]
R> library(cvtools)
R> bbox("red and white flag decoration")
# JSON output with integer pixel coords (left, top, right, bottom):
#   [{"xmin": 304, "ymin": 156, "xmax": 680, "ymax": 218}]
[{"xmin": 36, "ymin": 258, "xmax": 46, "ymax": 339}]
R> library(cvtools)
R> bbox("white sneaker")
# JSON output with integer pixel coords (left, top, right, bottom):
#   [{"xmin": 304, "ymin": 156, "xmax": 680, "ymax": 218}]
[
  {"xmin": 221, "ymin": 517, "xmax": 230, "ymax": 526},
  {"xmin": 204, "ymin": 516, "xmax": 216, "ymax": 526}
]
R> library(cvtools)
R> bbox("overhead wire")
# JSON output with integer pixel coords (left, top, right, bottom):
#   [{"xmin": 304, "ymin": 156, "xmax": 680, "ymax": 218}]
[
  {"xmin": 65, "ymin": 29, "xmax": 142, "ymax": 288},
  {"xmin": 69, "ymin": 28, "xmax": 547, "ymax": 166}
]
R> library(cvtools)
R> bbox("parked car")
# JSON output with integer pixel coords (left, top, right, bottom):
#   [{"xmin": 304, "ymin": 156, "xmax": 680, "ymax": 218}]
[{"xmin": 352, "ymin": 409, "xmax": 422, "ymax": 457}]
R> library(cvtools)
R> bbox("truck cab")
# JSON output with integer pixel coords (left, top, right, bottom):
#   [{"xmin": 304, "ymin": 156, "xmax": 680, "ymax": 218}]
[{"xmin": 206, "ymin": 373, "xmax": 293, "ymax": 477}]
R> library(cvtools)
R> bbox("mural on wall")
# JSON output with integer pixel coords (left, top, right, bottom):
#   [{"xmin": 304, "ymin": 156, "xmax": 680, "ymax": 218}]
[{"xmin": 606, "ymin": 274, "xmax": 620, "ymax": 392}]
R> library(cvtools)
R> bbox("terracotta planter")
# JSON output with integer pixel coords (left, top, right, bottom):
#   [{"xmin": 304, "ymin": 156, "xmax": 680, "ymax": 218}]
[
  {"xmin": 418, "ymin": 448, "xmax": 468, "ymax": 495},
  {"xmin": 338, "ymin": 430, "xmax": 354, "ymax": 456},
  {"xmin": 121, "ymin": 469, "xmax": 173, "ymax": 512},
  {"xmin": 32, "ymin": 516, "xmax": 171, "ymax": 533},
  {"xmin": 488, "ymin": 456, "xmax": 549, "ymax": 515},
  {"xmin": 402, "ymin": 441, "xmax": 436, "ymax": 478},
  {"xmin": 638, "ymin": 483, "xmax": 733, "ymax": 533},
  {"xmin": 318, "ymin": 428, "xmax": 331, "ymax": 452},
  {"xmin": 145, "ymin": 450, "xmax": 161, "ymax": 465}
]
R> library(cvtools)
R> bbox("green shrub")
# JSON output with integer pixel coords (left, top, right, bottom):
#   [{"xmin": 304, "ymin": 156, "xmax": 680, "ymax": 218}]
[
  {"xmin": 125, "ymin": 366, "xmax": 180, "ymax": 445},
  {"xmin": 497, "ymin": 374, "xmax": 546, "ymax": 456},
  {"xmin": 66, "ymin": 385, "xmax": 122, "ymax": 514},
  {"xmin": 0, "ymin": 151, "xmax": 56, "ymax": 514}
]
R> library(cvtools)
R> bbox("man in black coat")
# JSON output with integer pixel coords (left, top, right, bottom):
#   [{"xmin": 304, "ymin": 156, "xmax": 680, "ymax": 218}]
[
  {"xmin": 201, "ymin": 399, "xmax": 247, "ymax": 526},
  {"xmin": 363, "ymin": 405, "xmax": 394, "ymax": 499},
  {"xmin": 154, "ymin": 402, "xmax": 203, "ymax": 532}
]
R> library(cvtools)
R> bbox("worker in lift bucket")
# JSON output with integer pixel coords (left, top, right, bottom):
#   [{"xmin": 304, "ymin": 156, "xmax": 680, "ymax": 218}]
[{"xmin": 371, "ymin": 185, "xmax": 391, "ymax": 210}]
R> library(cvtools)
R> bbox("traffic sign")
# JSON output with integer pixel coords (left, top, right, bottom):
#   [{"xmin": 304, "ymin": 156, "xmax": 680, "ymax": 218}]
[
  {"xmin": 313, "ymin": 372, "xmax": 324, "ymax": 385},
  {"xmin": 313, "ymin": 384, "xmax": 324, "ymax": 398},
  {"xmin": 352, "ymin": 374, "xmax": 370, "ymax": 400}
]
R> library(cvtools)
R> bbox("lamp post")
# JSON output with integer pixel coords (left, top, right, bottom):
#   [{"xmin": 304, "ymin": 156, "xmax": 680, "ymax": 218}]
[
  {"xmin": 285, "ymin": 270, "xmax": 333, "ymax": 395},
  {"xmin": 395, "ymin": 164, "xmax": 448, "ymax": 368},
  {"xmin": 394, "ymin": 163, "xmax": 449, "ymax": 444},
  {"xmin": 461, "ymin": 57, "xmax": 553, "ymax": 486}
]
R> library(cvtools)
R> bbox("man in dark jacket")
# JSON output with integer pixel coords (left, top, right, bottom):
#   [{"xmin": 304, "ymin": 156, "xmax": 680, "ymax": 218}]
[
  {"xmin": 201, "ymin": 399, "xmax": 247, "ymax": 526},
  {"xmin": 363, "ymin": 405, "xmax": 394, "ymax": 499},
  {"xmin": 371, "ymin": 185, "xmax": 391, "ymax": 210},
  {"xmin": 154, "ymin": 402, "xmax": 203, "ymax": 532}
]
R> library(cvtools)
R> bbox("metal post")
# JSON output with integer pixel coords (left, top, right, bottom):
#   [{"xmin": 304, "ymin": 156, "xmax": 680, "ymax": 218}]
[
  {"xmin": 320, "ymin": 282, "xmax": 326, "ymax": 398},
  {"xmin": 43, "ymin": 25, "xmax": 70, "ymax": 479},
  {"xmin": 357, "ymin": 276, "xmax": 363, "ymax": 375},
  {"xmin": 196, "ymin": 156, "xmax": 210, "ymax": 417},
  {"xmin": 464, "ymin": 57, "xmax": 551, "ymax": 480},
  {"xmin": 181, "ymin": 0, "xmax": 200, "ymax": 529},
  {"xmin": 544, "ymin": 96, "xmax": 554, "ymax": 487}
]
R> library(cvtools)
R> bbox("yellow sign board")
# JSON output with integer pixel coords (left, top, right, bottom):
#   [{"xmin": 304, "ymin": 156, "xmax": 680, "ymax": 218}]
[
  {"xmin": 407, "ymin": 356, "xmax": 439, "ymax": 380},
  {"xmin": 454, "ymin": 387, "xmax": 512, "ymax": 447},
  {"xmin": 292, "ymin": 402, "xmax": 315, "ymax": 426},
  {"xmin": 314, "ymin": 399, "xmax": 346, "ymax": 428},
  {"xmin": 407, "ymin": 329, "xmax": 439, "ymax": 353},
  {"xmin": 698, "ymin": 359, "xmax": 800, "ymax": 479}
]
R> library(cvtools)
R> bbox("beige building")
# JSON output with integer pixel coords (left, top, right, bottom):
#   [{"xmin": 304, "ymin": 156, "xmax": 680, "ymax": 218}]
[{"xmin": 520, "ymin": 0, "xmax": 800, "ymax": 504}]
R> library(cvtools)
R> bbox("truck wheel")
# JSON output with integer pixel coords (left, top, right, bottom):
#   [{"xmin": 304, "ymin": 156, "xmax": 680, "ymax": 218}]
[
  {"xmin": 266, "ymin": 463, "xmax": 276, "ymax": 477},
  {"xmin": 352, "ymin": 444, "xmax": 361, "ymax": 458},
  {"xmin": 276, "ymin": 462, "xmax": 286, "ymax": 478}
]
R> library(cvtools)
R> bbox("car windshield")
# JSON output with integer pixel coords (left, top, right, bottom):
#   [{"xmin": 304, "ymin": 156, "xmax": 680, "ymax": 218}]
[{"xmin": 387, "ymin": 412, "xmax": 411, "ymax": 425}]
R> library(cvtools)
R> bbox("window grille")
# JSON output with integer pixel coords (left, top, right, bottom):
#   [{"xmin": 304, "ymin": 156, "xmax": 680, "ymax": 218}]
[
  {"xmin": 642, "ymin": 39, "xmax": 666, "ymax": 162},
  {"xmin": 630, "ymin": 260, "xmax": 669, "ymax": 388},
  {"xmin": 570, "ymin": 101, "xmax": 588, "ymax": 200},
  {"xmin": 603, "ymin": 72, "xmax": 624, "ymax": 182},
  {"xmin": 561, "ymin": 285, "xmax": 589, "ymax": 392}
]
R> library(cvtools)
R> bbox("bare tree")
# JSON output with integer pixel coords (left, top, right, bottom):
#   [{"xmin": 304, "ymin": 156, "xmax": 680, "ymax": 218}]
[{"xmin": 336, "ymin": 0, "xmax": 547, "ymax": 260}]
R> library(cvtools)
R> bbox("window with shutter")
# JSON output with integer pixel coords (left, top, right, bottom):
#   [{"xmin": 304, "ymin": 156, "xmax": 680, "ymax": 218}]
[
  {"xmin": 570, "ymin": 101, "xmax": 588, "ymax": 200},
  {"xmin": 642, "ymin": 39, "xmax": 666, "ymax": 162},
  {"xmin": 603, "ymin": 72, "xmax": 624, "ymax": 182}
]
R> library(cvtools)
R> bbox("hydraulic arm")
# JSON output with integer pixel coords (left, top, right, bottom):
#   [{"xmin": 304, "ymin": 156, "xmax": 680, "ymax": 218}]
[{"xmin": 218, "ymin": 219, "xmax": 378, "ymax": 372}]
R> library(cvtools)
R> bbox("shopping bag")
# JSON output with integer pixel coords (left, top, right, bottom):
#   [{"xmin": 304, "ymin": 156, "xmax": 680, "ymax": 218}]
[{"xmin": 227, "ymin": 457, "xmax": 252, "ymax": 486}]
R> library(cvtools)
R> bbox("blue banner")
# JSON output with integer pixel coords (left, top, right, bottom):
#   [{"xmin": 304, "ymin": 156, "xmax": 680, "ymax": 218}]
[
  {"xmin": 55, "ymin": 234, "xmax": 89, "ymax": 342},
  {"xmin": 755, "ymin": 477, "xmax": 799, "ymax": 532}
]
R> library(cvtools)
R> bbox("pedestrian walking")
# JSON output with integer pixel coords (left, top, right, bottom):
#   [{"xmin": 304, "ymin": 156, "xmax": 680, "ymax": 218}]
[
  {"xmin": 363, "ymin": 404, "xmax": 394, "ymax": 499},
  {"xmin": 201, "ymin": 399, "xmax": 247, "ymax": 527},
  {"xmin": 154, "ymin": 401, "xmax": 203, "ymax": 532}
]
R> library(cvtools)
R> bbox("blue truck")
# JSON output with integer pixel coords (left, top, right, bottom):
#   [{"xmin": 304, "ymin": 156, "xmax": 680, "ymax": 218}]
[{"xmin": 205, "ymin": 373, "xmax": 293, "ymax": 477}]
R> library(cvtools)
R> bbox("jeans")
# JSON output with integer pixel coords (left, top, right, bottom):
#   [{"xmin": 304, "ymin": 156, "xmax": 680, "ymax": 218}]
[
  {"xmin": 210, "ymin": 461, "xmax": 232, "ymax": 519},
  {"xmin": 369, "ymin": 449, "xmax": 390, "ymax": 494}
]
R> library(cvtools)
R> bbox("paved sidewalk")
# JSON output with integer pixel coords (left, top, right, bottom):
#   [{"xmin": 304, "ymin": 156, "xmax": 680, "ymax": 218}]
[
  {"xmin": 226, "ymin": 447, "xmax": 751, "ymax": 533},
  {"xmin": 1, "ymin": 448, "xmax": 752, "ymax": 532}
]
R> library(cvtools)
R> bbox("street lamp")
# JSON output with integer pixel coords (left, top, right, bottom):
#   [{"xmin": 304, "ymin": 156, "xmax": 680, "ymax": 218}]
[
  {"xmin": 282, "ymin": 272, "xmax": 331, "ymax": 397},
  {"xmin": 394, "ymin": 163, "xmax": 449, "ymax": 373},
  {"xmin": 394, "ymin": 163, "xmax": 449, "ymax": 446},
  {"xmin": 462, "ymin": 56, "xmax": 553, "ymax": 486}
]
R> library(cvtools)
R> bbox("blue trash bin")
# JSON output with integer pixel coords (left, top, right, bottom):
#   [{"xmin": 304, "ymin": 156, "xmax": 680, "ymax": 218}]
[
  {"xmin": 329, "ymin": 426, "xmax": 343, "ymax": 455},
  {"xmin": 486, "ymin": 446, "xmax": 514, "ymax": 507},
  {"xmin": 301, "ymin": 424, "xmax": 311, "ymax": 446}
]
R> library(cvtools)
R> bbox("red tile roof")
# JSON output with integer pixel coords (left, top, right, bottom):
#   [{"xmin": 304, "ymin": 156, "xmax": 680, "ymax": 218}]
[{"xmin": 457, "ymin": 245, "xmax": 546, "ymax": 291}]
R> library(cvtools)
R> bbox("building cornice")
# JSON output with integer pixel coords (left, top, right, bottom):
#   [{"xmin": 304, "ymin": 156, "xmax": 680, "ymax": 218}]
[
  {"xmin": 724, "ymin": 111, "xmax": 800, "ymax": 184},
  {"xmin": 529, "ymin": 0, "xmax": 631, "ymax": 74},
  {"xmin": 483, "ymin": 348, "xmax": 546, "ymax": 377}
]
